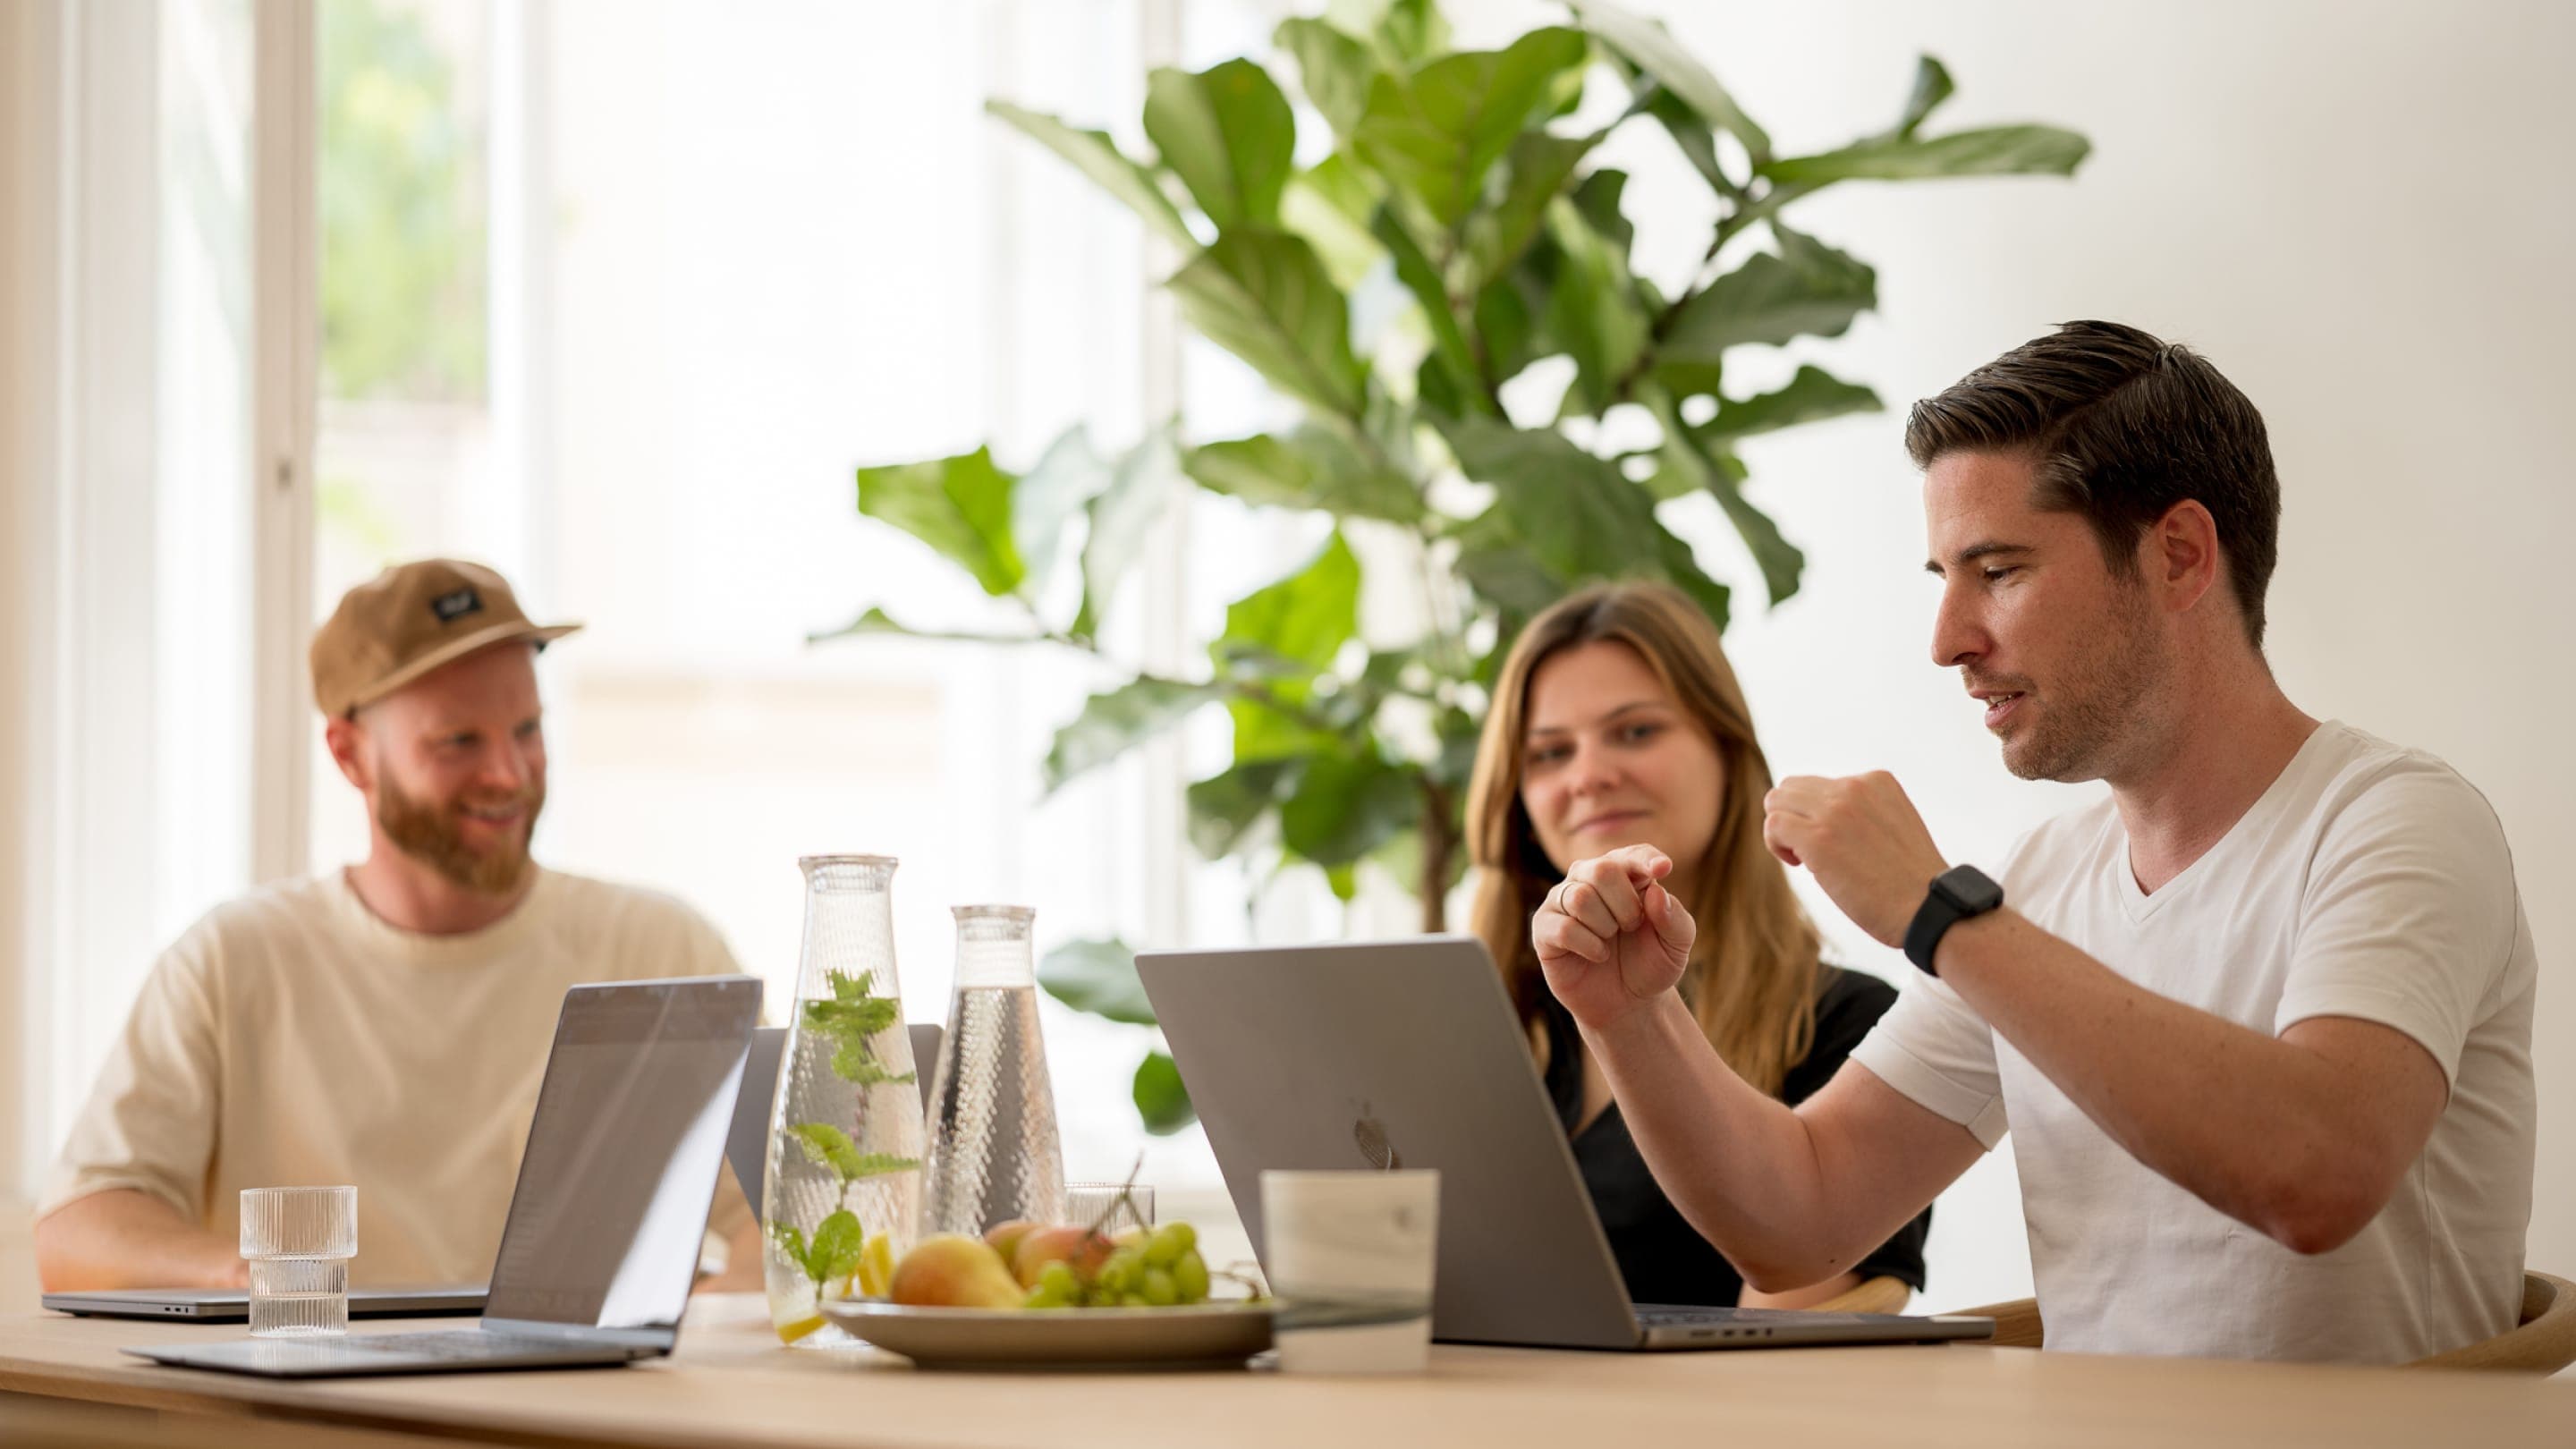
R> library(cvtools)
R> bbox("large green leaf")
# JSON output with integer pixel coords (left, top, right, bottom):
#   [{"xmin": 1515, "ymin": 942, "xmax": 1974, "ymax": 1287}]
[
  {"xmin": 1279, "ymin": 747, "xmax": 1418, "ymax": 867},
  {"xmin": 1275, "ymin": 18, "xmax": 1377, "ymax": 143},
  {"xmin": 1645, "ymin": 386, "xmax": 1804, "ymax": 604},
  {"xmin": 1183, "ymin": 427, "xmax": 1423, "ymax": 522},
  {"xmin": 1541, "ymin": 198, "xmax": 1649, "ymax": 415},
  {"xmin": 1072, "ymin": 428, "xmax": 1180, "ymax": 640},
  {"xmin": 1219, "ymin": 530, "xmax": 1360, "ymax": 675},
  {"xmin": 1038, "ymin": 938, "xmax": 1157, "ymax": 1026},
  {"xmin": 1660, "ymin": 225, "xmax": 1877, "ymax": 362},
  {"xmin": 1368, "ymin": 205, "xmax": 1484, "ymax": 407},
  {"xmin": 1328, "ymin": 0, "xmax": 1451, "ymax": 69},
  {"xmin": 1144, "ymin": 59, "xmax": 1297, "ymax": 232},
  {"xmin": 1281, "ymin": 157, "xmax": 1385, "ymax": 291},
  {"xmin": 854, "ymin": 446, "xmax": 1027, "ymax": 597},
  {"xmin": 1459, "ymin": 130, "xmax": 1599, "ymax": 294},
  {"xmin": 1894, "ymin": 55, "xmax": 1955, "ymax": 139},
  {"xmin": 1699, "ymin": 364, "xmax": 1882, "ymax": 442},
  {"xmin": 985, "ymin": 100, "xmax": 1196, "ymax": 252},
  {"xmin": 1568, "ymin": 0, "xmax": 1770, "ymax": 162},
  {"xmin": 1185, "ymin": 758, "xmax": 1297, "ymax": 859},
  {"xmin": 1569, "ymin": 168, "xmax": 1634, "ymax": 254},
  {"xmin": 1168, "ymin": 227, "xmax": 1368, "ymax": 417},
  {"xmin": 1350, "ymin": 27, "xmax": 1590, "ymax": 230},
  {"xmin": 1041, "ymin": 676, "xmax": 1224, "ymax": 793},
  {"xmin": 1757, "ymin": 124, "xmax": 2089, "ymax": 186},
  {"xmin": 1011, "ymin": 426, "xmax": 1110, "ymax": 597},
  {"xmin": 1443, "ymin": 415, "xmax": 1660, "ymax": 582},
  {"xmin": 1652, "ymin": 525, "xmax": 1733, "ymax": 631},
  {"xmin": 1218, "ymin": 531, "xmax": 1360, "ymax": 764},
  {"xmin": 1132, "ymin": 1052, "xmax": 1196, "ymax": 1135}
]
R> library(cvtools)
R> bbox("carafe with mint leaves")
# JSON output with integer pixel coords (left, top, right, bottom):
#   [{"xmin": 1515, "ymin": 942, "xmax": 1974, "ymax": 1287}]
[{"xmin": 762, "ymin": 854, "xmax": 924, "ymax": 1346}]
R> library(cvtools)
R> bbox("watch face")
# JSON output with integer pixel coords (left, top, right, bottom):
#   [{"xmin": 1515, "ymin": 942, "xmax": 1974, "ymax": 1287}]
[{"xmin": 1938, "ymin": 865, "xmax": 2004, "ymax": 913}]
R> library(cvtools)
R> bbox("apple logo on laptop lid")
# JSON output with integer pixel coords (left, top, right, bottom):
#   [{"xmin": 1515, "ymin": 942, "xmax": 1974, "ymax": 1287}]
[{"xmin": 1353, "ymin": 1106, "xmax": 1402, "ymax": 1170}]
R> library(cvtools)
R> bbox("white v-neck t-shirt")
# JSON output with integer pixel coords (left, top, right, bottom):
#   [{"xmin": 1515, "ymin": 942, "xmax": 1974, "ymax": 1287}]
[{"xmin": 1854, "ymin": 721, "xmax": 2537, "ymax": 1362}]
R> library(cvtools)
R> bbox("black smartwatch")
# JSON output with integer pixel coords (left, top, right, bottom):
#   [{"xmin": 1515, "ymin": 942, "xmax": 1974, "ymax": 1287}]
[{"xmin": 1903, "ymin": 865, "xmax": 2004, "ymax": 976}]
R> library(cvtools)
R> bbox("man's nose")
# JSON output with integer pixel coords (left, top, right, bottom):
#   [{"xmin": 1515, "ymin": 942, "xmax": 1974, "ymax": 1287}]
[
  {"xmin": 1931, "ymin": 584, "xmax": 1987, "ymax": 669},
  {"xmin": 479, "ymin": 741, "xmax": 531, "ymax": 793}
]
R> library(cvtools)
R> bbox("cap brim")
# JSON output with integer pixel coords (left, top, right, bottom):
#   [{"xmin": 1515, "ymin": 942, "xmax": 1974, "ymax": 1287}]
[{"xmin": 340, "ymin": 620, "xmax": 584, "ymax": 716}]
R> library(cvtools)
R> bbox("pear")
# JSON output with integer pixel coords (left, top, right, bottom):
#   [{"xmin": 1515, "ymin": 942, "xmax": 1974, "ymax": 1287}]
[{"xmin": 888, "ymin": 1234, "xmax": 1026, "ymax": 1309}]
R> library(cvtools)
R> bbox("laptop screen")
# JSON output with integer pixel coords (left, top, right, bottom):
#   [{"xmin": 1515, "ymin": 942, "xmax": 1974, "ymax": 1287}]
[{"xmin": 481, "ymin": 977, "xmax": 760, "ymax": 1331}]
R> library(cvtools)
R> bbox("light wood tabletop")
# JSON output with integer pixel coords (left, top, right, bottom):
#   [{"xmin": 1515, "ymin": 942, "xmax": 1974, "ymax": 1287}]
[{"xmin": 2, "ymin": 1296, "xmax": 2569, "ymax": 1449}]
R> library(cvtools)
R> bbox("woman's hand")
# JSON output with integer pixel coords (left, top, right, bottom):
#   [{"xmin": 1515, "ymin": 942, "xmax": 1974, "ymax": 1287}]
[{"xmin": 1533, "ymin": 845, "xmax": 1697, "ymax": 1033}]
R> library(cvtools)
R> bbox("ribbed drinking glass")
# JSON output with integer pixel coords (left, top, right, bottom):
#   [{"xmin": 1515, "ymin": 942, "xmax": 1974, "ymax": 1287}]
[{"xmin": 240, "ymin": 1185, "xmax": 357, "ymax": 1337}]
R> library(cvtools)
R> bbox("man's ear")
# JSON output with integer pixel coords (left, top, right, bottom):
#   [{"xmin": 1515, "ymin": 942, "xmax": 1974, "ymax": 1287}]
[
  {"xmin": 324, "ymin": 714, "xmax": 372, "ymax": 792},
  {"xmin": 2152, "ymin": 500, "xmax": 2222, "ymax": 615}
]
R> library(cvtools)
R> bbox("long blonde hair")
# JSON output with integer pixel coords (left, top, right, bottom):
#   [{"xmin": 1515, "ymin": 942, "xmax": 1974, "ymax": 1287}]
[{"xmin": 1465, "ymin": 582, "xmax": 1823, "ymax": 1097}]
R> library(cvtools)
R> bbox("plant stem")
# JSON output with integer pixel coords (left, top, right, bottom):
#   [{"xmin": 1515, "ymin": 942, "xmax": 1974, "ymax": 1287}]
[{"xmin": 1417, "ymin": 776, "xmax": 1456, "ymax": 933}]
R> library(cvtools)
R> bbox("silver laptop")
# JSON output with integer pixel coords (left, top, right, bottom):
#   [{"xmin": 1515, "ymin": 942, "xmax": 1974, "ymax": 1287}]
[
  {"xmin": 1136, "ymin": 936, "xmax": 1993, "ymax": 1352},
  {"xmin": 47, "ymin": 1284, "xmax": 484, "ymax": 1323},
  {"xmin": 125, "ymin": 974, "xmax": 762, "ymax": 1377},
  {"xmin": 724, "ymin": 1021, "xmax": 939, "ymax": 1224}
]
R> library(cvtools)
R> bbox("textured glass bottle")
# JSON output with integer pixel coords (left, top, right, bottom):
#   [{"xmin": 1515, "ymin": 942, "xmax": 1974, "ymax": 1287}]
[
  {"xmin": 763, "ymin": 855, "xmax": 925, "ymax": 1346},
  {"xmin": 920, "ymin": 905, "xmax": 1066, "ymax": 1236}
]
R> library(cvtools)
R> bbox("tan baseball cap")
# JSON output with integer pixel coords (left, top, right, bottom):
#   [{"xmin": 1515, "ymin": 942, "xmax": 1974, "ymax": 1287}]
[{"xmin": 310, "ymin": 558, "xmax": 582, "ymax": 718}]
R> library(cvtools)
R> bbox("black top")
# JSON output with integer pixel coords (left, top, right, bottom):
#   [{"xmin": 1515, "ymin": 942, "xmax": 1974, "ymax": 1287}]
[{"xmin": 1540, "ymin": 965, "xmax": 1932, "ymax": 1308}]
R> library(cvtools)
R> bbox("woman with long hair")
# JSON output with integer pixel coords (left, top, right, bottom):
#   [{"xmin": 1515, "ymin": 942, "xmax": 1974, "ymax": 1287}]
[{"xmin": 1464, "ymin": 581, "xmax": 1929, "ymax": 1308}]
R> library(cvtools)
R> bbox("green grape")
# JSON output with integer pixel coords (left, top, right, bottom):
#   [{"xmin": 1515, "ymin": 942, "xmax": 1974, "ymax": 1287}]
[
  {"xmin": 1098, "ymin": 1250, "xmax": 1142, "ymax": 1293},
  {"xmin": 1120, "ymin": 1292, "xmax": 1150, "ymax": 1308},
  {"xmin": 1143, "ymin": 1222, "xmax": 1194, "ymax": 1267},
  {"xmin": 1173, "ymin": 1251, "xmax": 1210, "ymax": 1303},
  {"xmin": 1038, "ymin": 1260, "xmax": 1080, "ymax": 1300},
  {"xmin": 1140, "ymin": 1267, "xmax": 1179, "ymax": 1306}
]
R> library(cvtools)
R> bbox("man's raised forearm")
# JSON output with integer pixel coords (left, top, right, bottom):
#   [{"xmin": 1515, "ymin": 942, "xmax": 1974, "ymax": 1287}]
[
  {"xmin": 1935, "ymin": 911, "xmax": 2444, "ymax": 1253},
  {"xmin": 33, "ymin": 1189, "xmax": 248, "ymax": 1292}
]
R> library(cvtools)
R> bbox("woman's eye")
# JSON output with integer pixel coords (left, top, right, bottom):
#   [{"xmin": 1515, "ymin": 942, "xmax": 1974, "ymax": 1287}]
[
  {"xmin": 1620, "ymin": 723, "xmax": 1661, "ymax": 744},
  {"xmin": 1526, "ymin": 746, "xmax": 1567, "ymax": 767}
]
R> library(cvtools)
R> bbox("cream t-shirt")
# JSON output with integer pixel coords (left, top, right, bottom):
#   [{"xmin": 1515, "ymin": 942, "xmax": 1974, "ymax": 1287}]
[
  {"xmin": 1853, "ymin": 722, "xmax": 2537, "ymax": 1362},
  {"xmin": 41, "ymin": 867, "xmax": 755, "ymax": 1287}
]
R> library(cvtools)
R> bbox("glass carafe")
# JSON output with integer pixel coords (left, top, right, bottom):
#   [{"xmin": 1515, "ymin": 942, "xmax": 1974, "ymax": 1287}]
[
  {"xmin": 763, "ymin": 855, "xmax": 925, "ymax": 1346},
  {"xmin": 920, "ymin": 905, "xmax": 1066, "ymax": 1236}
]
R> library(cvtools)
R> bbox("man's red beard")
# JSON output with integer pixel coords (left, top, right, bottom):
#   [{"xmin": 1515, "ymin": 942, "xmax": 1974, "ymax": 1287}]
[{"xmin": 375, "ymin": 771, "xmax": 543, "ymax": 895}]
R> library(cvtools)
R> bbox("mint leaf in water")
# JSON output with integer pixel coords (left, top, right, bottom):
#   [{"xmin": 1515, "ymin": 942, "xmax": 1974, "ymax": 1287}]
[
  {"xmin": 807, "ymin": 1209, "xmax": 868, "ymax": 1284},
  {"xmin": 789, "ymin": 1122, "xmax": 866, "ymax": 1182}
]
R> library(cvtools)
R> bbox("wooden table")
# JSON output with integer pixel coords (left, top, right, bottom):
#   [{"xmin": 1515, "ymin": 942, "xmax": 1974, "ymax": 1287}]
[{"xmin": 2, "ymin": 1296, "xmax": 2569, "ymax": 1449}]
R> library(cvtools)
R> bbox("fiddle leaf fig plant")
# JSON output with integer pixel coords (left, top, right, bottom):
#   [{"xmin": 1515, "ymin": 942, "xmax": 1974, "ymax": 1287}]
[{"xmin": 824, "ymin": 0, "xmax": 2087, "ymax": 1132}]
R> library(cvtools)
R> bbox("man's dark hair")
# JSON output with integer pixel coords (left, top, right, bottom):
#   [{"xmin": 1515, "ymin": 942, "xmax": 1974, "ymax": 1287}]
[{"xmin": 1904, "ymin": 320, "xmax": 2281, "ymax": 647}]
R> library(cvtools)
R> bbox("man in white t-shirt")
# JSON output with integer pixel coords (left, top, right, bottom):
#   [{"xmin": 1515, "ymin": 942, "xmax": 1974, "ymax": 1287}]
[
  {"xmin": 1535, "ymin": 322, "xmax": 2536, "ymax": 1363},
  {"xmin": 35, "ymin": 559, "xmax": 761, "ymax": 1292}
]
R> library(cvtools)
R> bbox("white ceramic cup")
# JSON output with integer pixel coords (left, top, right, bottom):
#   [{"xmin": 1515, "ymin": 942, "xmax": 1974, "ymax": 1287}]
[{"xmin": 1259, "ymin": 1169, "xmax": 1438, "ymax": 1374}]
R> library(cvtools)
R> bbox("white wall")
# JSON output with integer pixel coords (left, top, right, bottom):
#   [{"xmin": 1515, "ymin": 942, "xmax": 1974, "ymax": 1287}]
[{"xmin": 1459, "ymin": 0, "xmax": 2576, "ymax": 1308}]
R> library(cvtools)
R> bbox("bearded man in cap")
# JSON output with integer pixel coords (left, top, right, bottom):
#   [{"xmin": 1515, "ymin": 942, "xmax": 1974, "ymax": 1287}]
[{"xmin": 35, "ymin": 560, "xmax": 760, "ymax": 1292}]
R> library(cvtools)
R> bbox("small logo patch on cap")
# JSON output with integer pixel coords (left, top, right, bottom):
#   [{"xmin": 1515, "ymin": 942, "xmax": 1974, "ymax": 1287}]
[{"xmin": 430, "ymin": 587, "xmax": 484, "ymax": 623}]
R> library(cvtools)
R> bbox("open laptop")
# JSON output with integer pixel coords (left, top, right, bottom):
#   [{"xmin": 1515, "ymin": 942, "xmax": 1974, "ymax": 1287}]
[
  {"xmin": 47, "ymin": 1284, "xmax": 483, "ymax": 1323},
  {"xmin": 1136, "ymin": 937, "xmax": 1993, "ymax": 1352},
  {"xmin": 125, "ymin": 974, "xmax": 761, "ymax": 1378},
  {"xmin": 724, "ymin": 1021, "xmax": 939, "ymax": 1224}
]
